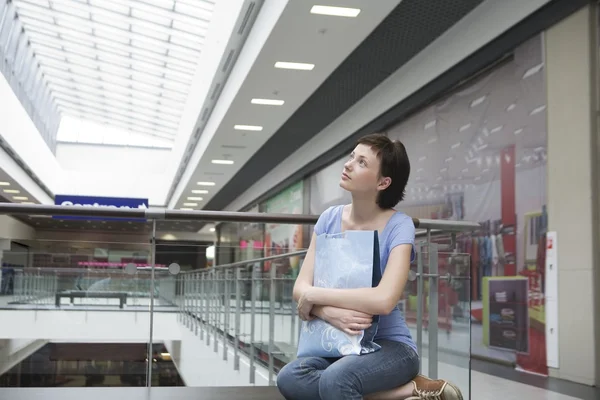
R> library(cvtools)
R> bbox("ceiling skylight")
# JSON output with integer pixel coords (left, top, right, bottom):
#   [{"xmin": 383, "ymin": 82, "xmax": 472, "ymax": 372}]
[{"xmin": 10, "ymin": 0, "xmax": 218, "ymax": 148}]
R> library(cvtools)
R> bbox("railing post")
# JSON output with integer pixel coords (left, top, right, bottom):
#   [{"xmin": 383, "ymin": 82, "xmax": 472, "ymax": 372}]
[
  {"xmin": 428, "ymin": 242, "xmax": 439, "ymax": 380},
  {"xmin": 194, "ymin": 272, "xmax": 200, "ymax": 335},
  {"xmin": 146, "ymin": 219, "xmax": 157, "ymax": 387},
  {"xmin": 416, "ymin": 241, "xmax": 424, "ymax": 373},
  {"xmin": 234, "ymin": 266, "xmax": 241, "ymax": 371},
  {"xmin": 249, "ymin": 266, "xmax": 256, "ymax": 384},
  {"xmin": 223, "ymin": 268, "xmax": 230, "ymax": 361},
  {"xmin": 200, "ymin": 272, "xmax": 205, "ymax": 340},
  {"xmin": 205, "ymin": 271, "xmax": 211, "ymax": 346},
  {"xmin": 268, "ymin": 263, "xmax": 276, "ymax": 385},
  {"xmin": 213, "ymin": 269, "xmax": 220, "ymax": 353}
]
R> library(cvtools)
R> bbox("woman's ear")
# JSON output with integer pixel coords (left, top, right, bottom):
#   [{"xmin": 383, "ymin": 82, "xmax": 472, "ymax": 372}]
[{"xmin": 378, "ymin": 176, "xmax": 392, "ymax": 191}]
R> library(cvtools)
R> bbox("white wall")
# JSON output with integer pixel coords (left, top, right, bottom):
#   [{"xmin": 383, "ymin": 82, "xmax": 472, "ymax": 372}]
[
  {"xmin": 545, "ymin": 6, "xmax": 599, "ymax": 386},
  {"xmin": 0, "ymin": 310, "xmax": 181, "ymax": 342},
  {"xmin": 55, "ymin": 143, "xmax": 171, "ymax": 205},
  {"xmin": 0, "ymin": 74, "xmax": 61, "ymax": 198},
  {"xmin": 0, "ymin": 216, "xmax": 36, "ymax": 241}
]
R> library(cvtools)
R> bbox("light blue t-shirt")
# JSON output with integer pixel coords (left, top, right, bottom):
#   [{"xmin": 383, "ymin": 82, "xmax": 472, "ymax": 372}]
[{"xmin": 313, "ymin": 205, "xmax": 417, "ymax": 352}]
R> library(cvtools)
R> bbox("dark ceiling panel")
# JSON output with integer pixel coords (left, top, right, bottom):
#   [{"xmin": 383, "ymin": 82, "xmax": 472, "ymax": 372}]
[{"xmin": 204, "ymin": 0, "xmax": 484, "ymax": 210}]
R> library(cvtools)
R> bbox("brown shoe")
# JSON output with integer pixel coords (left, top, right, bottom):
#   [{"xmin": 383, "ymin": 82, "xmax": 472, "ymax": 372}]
[{"xmin": 406, "ymin": 375, "xmax": 463, "ymax": 400}]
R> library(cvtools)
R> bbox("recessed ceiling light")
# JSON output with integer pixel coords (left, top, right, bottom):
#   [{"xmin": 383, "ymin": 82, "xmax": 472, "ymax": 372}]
[
  {"xmin": 310, "ymin": 5, "xmax": 361, "ymax": 17},
  {"xmin": 192, "ymin": 190, "xmax": 208, "ymax": 194},
  {"xmin": 459, "ymin": 123, "xmax": 471, "ymax": 132},
  {"xmin": 530, "ymin": 105, "xmax": 547, "ymax": 115},
  {"xmin": 251, "ymin": 98, "xmax": 285, "ymax": 106},
  {"xmin": 209, "ymin": 228, "xmax": 216, "ymax": 232},
  {"xmin": 274, "ymin": 61, "xmax": 315, "ymax": 70},
  {"xmin": 183, "ymin": 203, "xmax": 198, "ymax": 207},
  {"xmin": 180, "ymin": 208, "xmax": 193, "ymax": 211},
  {"xmin": 212, "ymin": 159, "xmax": 234, "ymax": 165},
  {"xmin": 424, "ymin": 120, "xmax": 436, "ymax": 130},
  {"xmin": 187, "ymin": 197, "xmax": 203, "ymax": 201},
  {"xmin": 13, "ymin": 196, "xmax": 28, "ymax": 201},
  {"xmin": 197, "ymin": 181, "xmax": 215, "ymax": 186},
  {"xmin": 0, "ymin": 182, "xmax": 9, "ymax": 186},
  {"xmin": 3, "ymin": 189, "xmax": 20, "ymax": 194},
  {"xmin": 234, "ymin": 125, "xmax": 263, "ymax": 131},
  {"xmin": 470, "ymin": 96, "xmax": 486, "ymax": 108}
]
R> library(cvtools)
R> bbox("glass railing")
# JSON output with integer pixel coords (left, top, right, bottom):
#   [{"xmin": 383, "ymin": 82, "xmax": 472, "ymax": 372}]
[{"xmin": 0, "ymin": 203, "xmax": 478, "ymax": 398}]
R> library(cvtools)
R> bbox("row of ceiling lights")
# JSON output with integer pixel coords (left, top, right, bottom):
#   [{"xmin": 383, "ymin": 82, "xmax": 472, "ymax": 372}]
[
  {"xmin": 180, "ymin": 5, "xmax": 361, "ymax": 211},
  {"xmin": 0, "ymin": 181, "xmax": 33, "ymax": 203}
]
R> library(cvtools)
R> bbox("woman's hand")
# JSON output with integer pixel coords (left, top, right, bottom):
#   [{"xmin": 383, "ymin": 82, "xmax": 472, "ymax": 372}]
[
  {"xmin": 321, "ymin": 306, "xmax": 373, "ymax": 336},
  {"xmin": 297, "ymin": 291, "xmax": 314, "ymax": 321}
]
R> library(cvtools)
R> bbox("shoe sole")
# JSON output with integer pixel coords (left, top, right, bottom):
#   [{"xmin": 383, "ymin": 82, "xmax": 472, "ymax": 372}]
[{"xmin": 444, "ymin": 381, "xmax": 464, "ymax": 400}]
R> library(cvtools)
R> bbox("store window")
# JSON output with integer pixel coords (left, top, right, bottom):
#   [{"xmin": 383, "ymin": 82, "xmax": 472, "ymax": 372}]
[
  {"xmin": 262, "ymin": 181, "xmax": 305, "ymax": 278},
  {"xmin": 388, "ymin": 35, "xmax": 547, "ymax": 366}
]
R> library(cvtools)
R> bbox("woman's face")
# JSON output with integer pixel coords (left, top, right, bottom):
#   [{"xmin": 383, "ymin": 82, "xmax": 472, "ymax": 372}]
[{"xmin": 339, "ymin": 144, "xmax": 390, "ymax": 194}]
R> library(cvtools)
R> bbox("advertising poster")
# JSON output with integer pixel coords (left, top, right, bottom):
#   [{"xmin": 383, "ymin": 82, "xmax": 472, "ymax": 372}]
[
  {"xmin": 263, "ymin": 181, "xmax": 304, "ymax": 277},
  {"xmin": 483, "ymin": 277, "xmax": 529, "ymax": 353}
]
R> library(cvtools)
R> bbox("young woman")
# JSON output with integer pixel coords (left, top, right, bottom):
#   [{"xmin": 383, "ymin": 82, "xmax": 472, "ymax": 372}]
[{"xmin": 277, "ymin": 134, "xmax": 462, "ymax": 400}]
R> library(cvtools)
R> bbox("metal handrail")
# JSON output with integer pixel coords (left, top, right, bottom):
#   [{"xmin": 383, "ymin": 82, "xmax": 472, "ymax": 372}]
[
  {"xmin": 183, "ymin": 250, "xmax": 308, "ymax": 274},
  {"xmin": 0, "ymin": 203, "xmax": 481, "ymax": 231}
]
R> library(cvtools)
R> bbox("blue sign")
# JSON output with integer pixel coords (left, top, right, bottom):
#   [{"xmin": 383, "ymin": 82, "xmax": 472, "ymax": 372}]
[{"xmin": 54, "ymin": 195, "xmax": 149, "ymax": 221}]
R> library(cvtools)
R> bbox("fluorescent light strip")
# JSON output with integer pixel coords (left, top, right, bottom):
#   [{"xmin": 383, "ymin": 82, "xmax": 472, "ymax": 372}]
[
  {"xmin": 310, "ymin": 5, "xmax": 361, "ymax": 17},
  {"xmin": 3, "ymin": 189, "xmax": 20, "ymax": 194},
  {"xmin": 275, "ymin": 61, "xmax": 315, "ymax": 71},
  {"xmin": 251, "ymin": 98, "xmax": 285, "ymax": 106},
  {"xmin": 234, "ymin": 125, "xmax": 263, "ymax": 131},
  {"xmin": 13, "ymin": 196, "xmax": 28, "ymax": 201},
  {"xmin": 187, "ymin": 197, "xmax": 203, "ymax": 201},
  {"xmin": 0, "ymin": 182, "xmax": 10, "ymax": 186},
  {"xmin": 212, "ymin": 160, "xmax": 234, "ymax": 165},
  {"xmin": 183, "ymin": 203, "xmax": 198, "ymax": 207},
  {"xmin": 191, "ymin": 190, "xmax": 209, "ymax": 194},
  {"xmin": 197, "ymin": 182, "xmax": 215, "ymax": 186}
]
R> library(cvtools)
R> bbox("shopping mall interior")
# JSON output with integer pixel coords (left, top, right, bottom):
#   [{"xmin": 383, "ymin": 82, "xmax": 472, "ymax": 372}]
[{"xmin": 1, "ymin": 0, "xmax": 600, "ymax": 399}]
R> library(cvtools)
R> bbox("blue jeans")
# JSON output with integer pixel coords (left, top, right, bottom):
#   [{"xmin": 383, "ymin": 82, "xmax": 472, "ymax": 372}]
[{"xmin": 277, "ymin": 340, "xmax": 419, "ymax": 400}]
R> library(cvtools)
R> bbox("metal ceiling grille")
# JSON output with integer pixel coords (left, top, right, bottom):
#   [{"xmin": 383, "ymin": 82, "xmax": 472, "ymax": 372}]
[{"xmin": 3, "ymin": 0, "xmax": 216, "ymax": 148}]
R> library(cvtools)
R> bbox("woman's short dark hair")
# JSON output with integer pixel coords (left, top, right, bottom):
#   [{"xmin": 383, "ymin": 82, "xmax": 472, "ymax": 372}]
[{"xmin": 357, "ymin": 133, "xmax": 410, "ymax": 209}]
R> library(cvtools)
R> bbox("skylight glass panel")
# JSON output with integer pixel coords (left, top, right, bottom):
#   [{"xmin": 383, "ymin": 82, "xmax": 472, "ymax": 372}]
[
  {"xmin": 140, "ymin": 0, "xmax": 176, "ymax": 11},
  {"xmin": 167, "ymin": 48, "xmax": 200, "ymax": 64},
  {"xmin": 130, "ymin": 24, "xmax": 170, "ymax": 42},
  {"xmin": 131, "ymin": 38, "xmax": 169, "ymax": 53},
  {"xmin": 96, "ymin": 44, "xmax": 130, "ymax": 59},
  {"xmin": 90, "ymin": 0, "xmax": 129, "ymax": 15},
  {"xmin": 131, "ymin": 8, "xmax": 171, "ymax": 26},
  {"xmin": 172, "ymin": 20, "xmax": 207, "ymax": 37},
  {"xmin": 52, "ymin": 2, "xmax": 91, "ymax": 19},
  {"xmin": 92, "ymin": 14, "xmax": 131, "ymax": 31},
  {"xmin": 15, "ymin": 9, "xmax": 55, "ymax": 24},
  {"xmin": 14, "ymin": 0, "xmax": 217, "ymax": 148},
  {"xmin": 174, "ymin": 2, "xmax": 211, "ymax": 20},
  {"xmin": 95, "ymin": 28, "xmax": 130, "ymax": 45}
]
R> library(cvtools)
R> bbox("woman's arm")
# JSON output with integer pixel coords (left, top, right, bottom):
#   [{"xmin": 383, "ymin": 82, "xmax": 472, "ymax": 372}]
[
  {"xmin": 303, "ymin": 244, "xmax": 412, "ymax": 315},
  {"xmin": 292, "ymin": 232, "xmax": 317, "ymax": 303}
]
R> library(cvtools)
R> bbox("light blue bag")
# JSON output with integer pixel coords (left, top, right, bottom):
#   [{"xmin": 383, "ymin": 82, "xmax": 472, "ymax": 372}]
[{"xmin": 296, "ymin": 230, "xmax": 382, "ymax": 358}]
